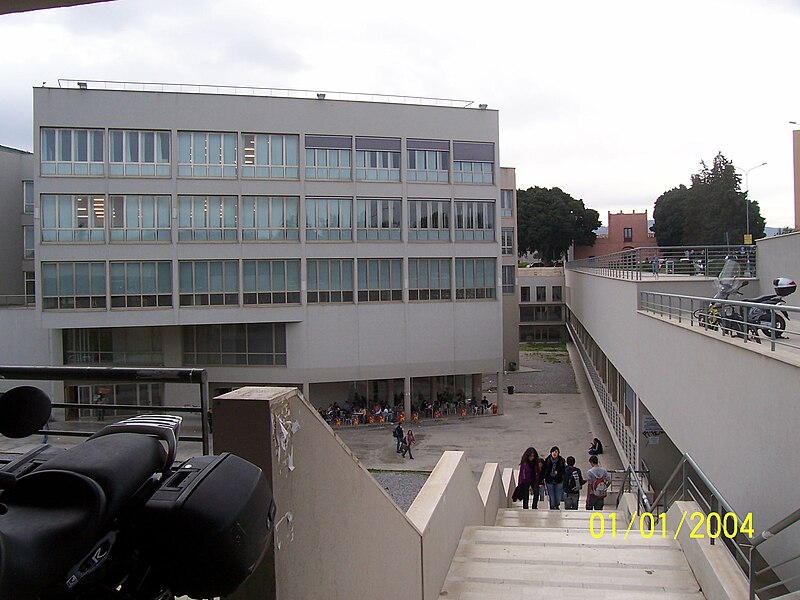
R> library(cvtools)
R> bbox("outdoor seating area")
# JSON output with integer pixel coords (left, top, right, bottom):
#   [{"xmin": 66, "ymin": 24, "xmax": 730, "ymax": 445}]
[{"xmin": 318, "ymin": 396, "xmax": 497, "ymax": 427}]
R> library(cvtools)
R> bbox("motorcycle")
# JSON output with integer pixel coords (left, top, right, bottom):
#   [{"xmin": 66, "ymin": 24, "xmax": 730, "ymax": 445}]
[
  {"xmin": 693, "ymin": 258, "xmax": 747, "ymax": 334},
  {"xmin": 745, "ymin": 277, "xmax": 796, "ymax": 340},
  {"xmin": 0, "ymin": 385, "xmax": 275, "ymax": 600}
]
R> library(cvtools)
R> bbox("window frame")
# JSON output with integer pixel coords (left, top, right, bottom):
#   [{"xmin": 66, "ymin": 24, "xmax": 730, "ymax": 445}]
[
  {"xmin": 40, "ymin": 127, "xmax": 105, "ymax": 176},
  {"xmin": 240, "ymin": 133, "xmax": 299, "ymax": 179},
  {"xmin": 40, "ymin": 194, "xmax": 106, "ymax": 243},
  {"xmin": 177, "ymin": 131, "xmax": 238, "ymax": 178},
  {"xmin": 357, "ymin": 258, "xmax": 402, "ymax": 302},
  {"xmin": 305, "ymin": 197, "xmax": 353, "ymax": 241},
  {"xmin": 306, "ymin": 258, "xmax": 354, "ymax": 303},
  {"xmin": 242, "ymin": 259, "xmax": 301, "ymax": 305},
  {"xmin": 408, "ymin": 258, "xmax": 452, "ymax": 301},
  {"xmin": 177, "ymin": 195, "xmax": 238, "ymax": 241},
  {"xmin": 110, "ymin": 261, "xmax": 173, "ymax": 308}
]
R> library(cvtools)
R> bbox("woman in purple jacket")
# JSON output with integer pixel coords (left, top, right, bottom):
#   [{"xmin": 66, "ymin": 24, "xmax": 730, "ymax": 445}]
[{"xmin": 518, "ymin": 447, "xmax": 540, "ymax": 509}]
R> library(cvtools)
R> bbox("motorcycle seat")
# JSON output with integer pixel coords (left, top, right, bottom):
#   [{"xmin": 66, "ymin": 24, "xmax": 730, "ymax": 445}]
[
  {"xmin": 0, "ymin": 433, "xmax": 166, "ymax": 598},
  {"xmin": 748, "ymin": 294, "xmax": 779, "ymax": 304}
]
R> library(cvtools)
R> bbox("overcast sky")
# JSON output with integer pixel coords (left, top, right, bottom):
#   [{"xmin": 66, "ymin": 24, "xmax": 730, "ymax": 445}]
[{"xmin": 1, "ymin": 0, "xmax": 798, "ymax": 227}]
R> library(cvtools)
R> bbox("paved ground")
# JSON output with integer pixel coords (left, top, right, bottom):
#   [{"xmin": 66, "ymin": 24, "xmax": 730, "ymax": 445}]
[{"xmin": 336, "ymin": 342, "xmax": 623, "ymax": 479}]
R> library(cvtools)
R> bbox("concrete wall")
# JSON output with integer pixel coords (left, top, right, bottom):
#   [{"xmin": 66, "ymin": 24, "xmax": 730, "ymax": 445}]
[
  {"xmin": 566, "ymin": 266, "xmax": 800, "ymax": 583},
  {"xmin": 477, "ymin": 462, "xmax": 506, "ymax": 525},
  {"xmin": 213, "ymin": 387, "xmax": 500, "ymax": 600},
  {"xmin": 499, "ymin": 167, "xmax": 519, "ymax": 369},
  {"xmin": 0, "ymin": 146, "xmax": 33, "ymax": 297},
  {"xmin": 756, "ymin": 230, "xmax": 800, "ymax": 301}
]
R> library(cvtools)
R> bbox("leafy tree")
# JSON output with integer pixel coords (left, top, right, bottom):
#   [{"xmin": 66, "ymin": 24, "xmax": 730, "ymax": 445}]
[
  {"xmin": 652, "ymin": 152, "xmax": 765, "ymax": 246},
  {"xmin": 517, "ymin": 186, "xmax": 600, "ymax": 265}
]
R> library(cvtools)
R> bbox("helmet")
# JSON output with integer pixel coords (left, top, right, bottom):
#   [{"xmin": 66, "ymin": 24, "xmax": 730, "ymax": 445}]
[{"xmin": 773, "ymin": 277, "xmax": 797, "ymax": 297}]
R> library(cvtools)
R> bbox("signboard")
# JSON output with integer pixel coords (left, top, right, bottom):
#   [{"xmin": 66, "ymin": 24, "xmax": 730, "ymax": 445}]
[
  {"xmin": 642, "ymin": 416, "xmax": 664, "ymax": 436},
  {"xmin": 744, "ymin": 233, "xmax": 753, "ymax": 246}
]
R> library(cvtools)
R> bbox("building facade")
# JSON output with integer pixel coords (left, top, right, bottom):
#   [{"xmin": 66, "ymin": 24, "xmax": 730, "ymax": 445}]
[
  {"xmin": 572, "ymin": 210, "xmax": 654, "ymax": 259},
  {"xmin": 517, "ymin": 267, "xmax": 566, "ymax": 343},
  {"xmin": 27, "ymin": 83, "xmax": 513, "ymax": 417},
  {"xmin": 0, "ymin": 145, "xmax": 35, "ymax": 304}
]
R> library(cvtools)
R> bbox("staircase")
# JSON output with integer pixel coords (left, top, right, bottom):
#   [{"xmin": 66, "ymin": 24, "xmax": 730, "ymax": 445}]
[{"xmin": 439, "ymin": 507, "xmax": 706, "ymax": 599}]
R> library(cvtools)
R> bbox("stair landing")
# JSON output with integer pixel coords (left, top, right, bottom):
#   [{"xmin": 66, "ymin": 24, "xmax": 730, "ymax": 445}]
[{"xmin": 439, "ymin": 508, "xmax": 705, "ymax": 599}]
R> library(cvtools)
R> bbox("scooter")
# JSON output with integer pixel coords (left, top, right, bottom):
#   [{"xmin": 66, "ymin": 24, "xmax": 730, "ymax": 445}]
[
  {"xmin": 0, "ymin": 386, "xmax": 275, "ymax": 600},
  {"xmin": 745, "ymin": 277, "xmax": 796, "ymax": 340},
  {"xmin": 693, "ymin": 258, "xmax": 747, "ymax": 333}
]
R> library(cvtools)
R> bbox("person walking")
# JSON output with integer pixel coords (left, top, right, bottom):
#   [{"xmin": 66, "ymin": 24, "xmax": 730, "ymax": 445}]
[
  {"xmin": 542, "ymin": 446, "xmax": 566, "ymax": 509},
  {"xmin": 585, "ymin": 455, "xmax": 611, "ymax": 510},
  {"xmin": 393, "ymin": 423, "xmax": 404, "ymax": 453},
  {"xmin": 401, "ymin": 429, "xmax": 415, "ymax": 459},
  {"xmin": 517, "ymin": 447, "xmax": 539, "ymax": 509},
  {"xmin": 563, "ymin": 456, "xmax": 585, "ymax": 510}
]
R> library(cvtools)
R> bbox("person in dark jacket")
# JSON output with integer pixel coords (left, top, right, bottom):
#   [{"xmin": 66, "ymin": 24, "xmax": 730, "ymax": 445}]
[
  {"xmin": 588, "ymin": 437, "xmax": 604, "ymax": 455},
  {"xmin": 563, "ymin": 455, "xmax": 586, "ymax": 510},
  {"xmin": 542, "ymin": 446, "xmax": 566, "ymax": 509},
  {"xmin": 517, "ymin": 447, "xmax": 539, "ymax": 509}
]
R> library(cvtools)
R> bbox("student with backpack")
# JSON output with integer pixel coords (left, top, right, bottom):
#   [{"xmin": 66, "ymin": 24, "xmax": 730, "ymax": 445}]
[
  {"xmin": 563, "ymin": 456, "xmax": 585, "ymax": 510},
  {"xmin": 393, "ymin": 423, "xmax": 404, "ymax": 453},
  {"xmin": 585, "ymin": 455, "xmax": 611, "ymax": 510}
]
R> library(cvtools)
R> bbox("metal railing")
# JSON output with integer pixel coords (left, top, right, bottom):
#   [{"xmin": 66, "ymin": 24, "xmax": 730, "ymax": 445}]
[
  {"xmin": 0, "ymin": 365, "xmax": 211, "ymax": 454},
  {"xmin": 640, "ymin": 291, "xmax": 800, "ymax": 353},
  {"xmin": 568, "ymin": 245, "xmax": 757, "ymax": 281},
  {"xmin": 749, "ymin": 507, "xmax": 800, "ymax": 599},
  {"xmin": 613, "ymin": 466, "xmax": 653, "ymax": 514},
  {"xmin": 56, "ymin": 79, "xmax": 476, "ymax": 108},
  {"xmin": 0, "ymin": 295, "xmax": 35, "ymax": 307},
  {"xmin": 649, "ymin": 454, "xmax": 799, "ymax": 599}
]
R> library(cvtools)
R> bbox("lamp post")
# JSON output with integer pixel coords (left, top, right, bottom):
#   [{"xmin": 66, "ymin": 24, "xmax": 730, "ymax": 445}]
[{"xmin": 735, "ymin": 162, "xmax": 767, "ymax": 242}]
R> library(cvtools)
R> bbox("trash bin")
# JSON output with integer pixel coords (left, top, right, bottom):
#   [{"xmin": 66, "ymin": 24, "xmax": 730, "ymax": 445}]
[
  {"xmin": 509, "ymin": 361, "xmax": 518, "ymax": 371},
  {"xmin": 507, "ymin": 385, "xmax": 515, "ymax": 395}
]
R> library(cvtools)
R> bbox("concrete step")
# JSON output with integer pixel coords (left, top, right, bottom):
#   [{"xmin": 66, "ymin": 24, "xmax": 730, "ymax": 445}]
[
  {"xmin": 439, "ymin": 524, "xmax": 705, "ymax": 599},
  {"xmin": 495, "ymin": 507, "xmax": 623, "ymax": 528}
]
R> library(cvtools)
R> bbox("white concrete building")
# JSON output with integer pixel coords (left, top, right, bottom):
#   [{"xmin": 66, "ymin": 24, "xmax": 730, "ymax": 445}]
[{"xmin": 16, "ymin": 82, "xmax": 518, "ymax": 418}]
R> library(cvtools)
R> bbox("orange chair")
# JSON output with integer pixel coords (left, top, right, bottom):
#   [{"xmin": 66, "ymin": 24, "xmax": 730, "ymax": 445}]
[
  {"xmin": 460, "ymin": 408, "xmax": 467, "ymax": 417},
  {"xmin": 334, "ymin": 418, "xmax": 341, "ymax": 426},
  {"xmin": 434, "ymin": 411, "xmax": 442, "ymax": 419},
  {"xmin": 377, "ymin": 415, "xmax": 384, "ymax": 423},
  {"xmin": 399, "ymin": 412, "xmax": 405, "ymax": 423},
  {"xmin": 367, "ymin": 414, "xmax": 374, "ymax": 424},
  {"xmin": 411, "ymin": 412, "xmax": 418, "ymax": 421},
  {"xmin": 351, "ymin": 417, "xmax": 359, "ymax": 426}
]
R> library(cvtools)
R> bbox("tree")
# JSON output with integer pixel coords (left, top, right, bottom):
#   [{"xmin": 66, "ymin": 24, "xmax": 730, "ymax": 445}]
[
  {"xmin": 652, "ymin": 152, "xmax": 765, "ymax": 247},
  {"xmin": 517, "ymin": 186, "xmax": 600, "ymax": 265}
]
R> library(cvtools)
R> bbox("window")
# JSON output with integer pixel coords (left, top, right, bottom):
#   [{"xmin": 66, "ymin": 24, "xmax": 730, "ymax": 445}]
[
  {"xmin": 357, "ymin": 259, "xmax": 402, "ymax": 302},
  {"xmin": 501, "ymin": 228, "xmax": 514, "ymax": 255},
  {"xmin": 502, "ymin": 265, "xmax": 515, "ymax": 294},
  {"xmin": 306, "ymin": 198, "xmax": 352, "ymax": 241},
  {"xmin": 177, "ymin": 131, "xmax": 237, "ymax": 177},
  {"xmin": 552, "ymin": 285, "xmax": 563, "ymax": 301},
  {"xmin": 455, "ymin": 258, "xmax": 495, "ymax": 300},
  {"xmin": 454, "ymin": 200, "xmax": 495, "ymax": 241},
  {"xmin": 307, "ymin": 259, "xmax": 354, "ymax": 303},
  {"xmin": 109, "ymin": 130, "xmax": 170, "ymax": 177},
  {"xmin": 241, "ymin": 133, "xmax": 299, "ymax": 179},
  {"xmin": 305, "ymin": 135, "xmax": 351, "ymax": 180},
  {"xmin": 355, "ymin": 137, "xmax": 400, "ymax": 181},
  {"xmin": 23, "ymin": 181, "xmax": 33, "ymax": 213},
  {"xmin": 408, "ymin": 259, "xmax": 451, "ymax": 301},
  {"xmin": 40, "ymin": 128, "xmax": 104, "ymax": 176},
  {"xmin": 242, "ymin": 260, "xmax": 301, "ymax": 304},
  {"xmin": 407, "ymin": 139, "xmax": 448, "ymax": 182},
  {"xmin": 178, "ymin": 260, "xmax": 238, "ymax": 306},
  {"xmin": 623, "ymin": 227, "xmax": 633, "ymax": 242},
  {"xmin": 178, "ymin": 196, "xmax": 237, "ymax": 241},
  {"xmin": 110, "ymin": 195, "xmax": 171, "ymax": 242},
  {"xmin": 64, "ymin": 327, "xmax": 163, "ymax": 365},
  {"xmin": 452, "ymin": 141, "xmax": 494, "ymax": 184},
  {"xmin": 500, "ymin": 189, "xmax": 513, "ymax": 217},
  {"xmin": 183, "ymin": 323, "xmax": 287, "ymax": 366},
  {"xmin": 41, "ymin": 262, "xmax": 106, "ymax": 309},
  {"xmin": 521, "ymin": 286, "xmax": 530, "ymax": 302},
  {"xmin": 41, "ymin": 194, "xmax": 105, "ymax": 242},
  {"xmin": 24, "ymin": 272, "xmax": 35, "ymax": 305},
  {"xmin": 408, "ymin": 199, "xmax": 449, "ymax": 241},
  {"xmin": 110, "ymin": 261, "xmax": 172, "ymax": 308},
  {"xmin": 242, "ymin": 196, "xmax": 299, "ymax": 241},
  {"xmin": 23, "ymin": 226, "xmax": 34, "ymax": 259},
  {"xmin": 356, "ymin": 198, "xmax": 401, "ymax": 240},
  {"xmin": 536, "ymin": 286, "xmax": 546, "ymax": 302}
]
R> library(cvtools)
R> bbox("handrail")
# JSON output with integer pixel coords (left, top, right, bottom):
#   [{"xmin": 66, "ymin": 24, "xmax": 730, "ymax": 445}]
[
  {"xmin": 614, "ymin": 465, "xmax": 652, "ymax": 514},
  {"xmin": 749, "ymin": 506, "xmax": 800, "ymax": 600}
]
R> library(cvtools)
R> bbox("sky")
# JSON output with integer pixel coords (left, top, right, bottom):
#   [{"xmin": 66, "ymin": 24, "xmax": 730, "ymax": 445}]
[{"xmin": 1, "ymin": 0, "xmax": 798, "ymax": 228}]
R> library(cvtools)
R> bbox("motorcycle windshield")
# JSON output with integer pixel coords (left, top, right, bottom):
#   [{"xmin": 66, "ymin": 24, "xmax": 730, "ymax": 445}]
[{"xmin": 713, "ymin": 259, "xmax": 743, "ymax": 297}]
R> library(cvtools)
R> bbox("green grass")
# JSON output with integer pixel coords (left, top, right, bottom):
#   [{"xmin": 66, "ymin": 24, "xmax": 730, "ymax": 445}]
[{"xmin": 519, "ymin": 342, "xmax": 567, "ymax": 353}]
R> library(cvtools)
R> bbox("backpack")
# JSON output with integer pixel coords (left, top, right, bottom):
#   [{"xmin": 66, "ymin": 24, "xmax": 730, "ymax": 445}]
[
  {"xmin": 393, "ymin": 426, "xmax": 402, "ymax": 439},
  {"xmin": 564, "ymin": 468, "xmax": 579, "ymax": 493},
  {"xmin": 592, "ymin": 474, "xmax": 608, "ymax": 498}
]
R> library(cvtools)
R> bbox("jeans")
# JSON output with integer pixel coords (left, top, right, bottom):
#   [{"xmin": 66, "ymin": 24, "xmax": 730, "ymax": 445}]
[
  {"xmin": 586, "ymin": 493, "xmax": 605, "ymax": 510},
  {"xmin": 564, "ymin": 492, "xmax": 579, "ymax": 510},
  {"xmin": 546, "ymin": 482, "xmax": 563, "ymax": 509}
]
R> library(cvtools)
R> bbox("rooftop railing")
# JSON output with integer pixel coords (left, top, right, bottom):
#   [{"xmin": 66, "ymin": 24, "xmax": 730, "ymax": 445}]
[
  {"xmin": 640, "ymin": 291, "xmax": 800, "ymax": 353},
  {"xmin": 568, "ymin": 245, "xmax": 757, "ymax": 281},
  {"xmin": 56, "ymin": 79, "xmax": 476, "ymax": 108}
]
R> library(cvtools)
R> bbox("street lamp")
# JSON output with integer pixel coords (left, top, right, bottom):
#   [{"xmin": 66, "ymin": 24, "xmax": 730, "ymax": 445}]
[{"xmin": 734, "ymin": 162, "xmax": 767, "ymax": 242}]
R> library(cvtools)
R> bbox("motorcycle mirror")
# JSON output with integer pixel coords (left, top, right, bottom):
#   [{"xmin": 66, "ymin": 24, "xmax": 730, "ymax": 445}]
[
  {"xmin": 740, "ymin": 281, "xmax": 749, "ymax": 287},
  {"xmin": 0, "ymin": 386, "xmax": 52, "ymax": 438}
]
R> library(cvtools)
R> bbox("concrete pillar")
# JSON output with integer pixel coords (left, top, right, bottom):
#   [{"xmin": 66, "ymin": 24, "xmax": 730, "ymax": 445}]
[
  {"xmin": 496, "ymin": 370, "xmax": 505, "ymax": 415},
  {"xmin": 302, "ymin": 382, "xmax": 310, "ymax": 404},
  {"xmin": 403, "ymin": 376, "xmax": 411, "ymax": 420}
]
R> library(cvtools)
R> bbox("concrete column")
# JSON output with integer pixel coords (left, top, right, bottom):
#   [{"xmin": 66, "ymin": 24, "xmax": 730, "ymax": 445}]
[
  {"xmin": 496, "ymin": 370, "xmax": 504, "ymax": 415},
  {"xmin": 302, "ymin": 382, "xmax": 310, "ymax": 402},
  {"xmin": 403, "ymin": 376, "xmax": 411, "ymax": 420}
]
